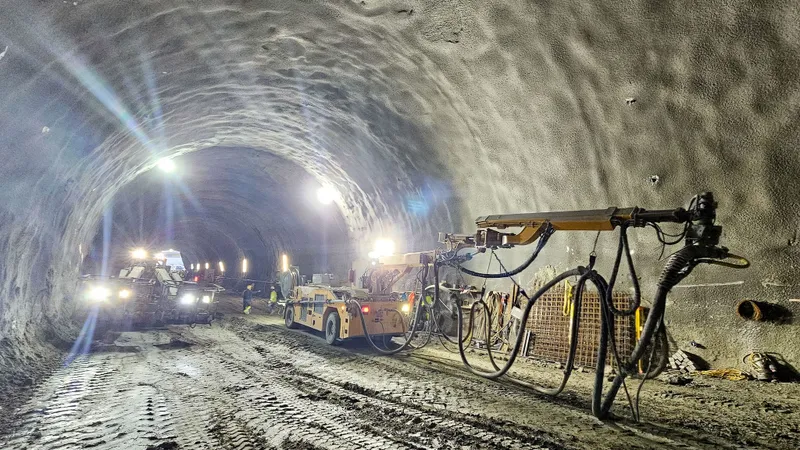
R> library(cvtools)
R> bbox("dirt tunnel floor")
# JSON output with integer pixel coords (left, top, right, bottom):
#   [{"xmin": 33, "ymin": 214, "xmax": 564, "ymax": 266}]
[{"xmin": 2, "ymin": 295, "xmax": 800, "ymax": 450}]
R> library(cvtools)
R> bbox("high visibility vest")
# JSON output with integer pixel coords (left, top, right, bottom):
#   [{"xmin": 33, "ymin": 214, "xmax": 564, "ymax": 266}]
[{"xmin": 270, "ymin": 291, "xmax": 278, "ymax": 303}]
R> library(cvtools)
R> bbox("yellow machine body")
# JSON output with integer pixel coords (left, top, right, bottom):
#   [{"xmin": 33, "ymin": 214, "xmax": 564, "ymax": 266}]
[{"xmin": 286, "ymin": 285, "xmax": 411, "ymax": 342}]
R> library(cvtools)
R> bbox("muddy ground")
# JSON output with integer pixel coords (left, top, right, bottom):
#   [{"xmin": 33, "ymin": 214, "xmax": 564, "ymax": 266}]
[{"xmin": 1, "ymin": 295, "xmax": 799, "ymax": 450}]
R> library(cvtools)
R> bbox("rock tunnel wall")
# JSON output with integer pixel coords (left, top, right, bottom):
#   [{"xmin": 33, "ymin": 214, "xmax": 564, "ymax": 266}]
[{"xmin": 0, "ymin": 0, "xmax": 799, "ymax": 396}]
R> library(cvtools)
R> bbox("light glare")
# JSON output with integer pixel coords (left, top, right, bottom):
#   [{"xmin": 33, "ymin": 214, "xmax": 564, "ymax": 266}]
[
  {"xmin": 157, "ymin": 157, "xmax": 176, "ymax": 173},
  {"xmin": 316, "ymin": 186, "xmax": 337, "ymax": 205},
  {"xmin": 88, "ymin": 286, "xmax": 112, "ymax": 302},
  {"xmin": 281, "ymin": 254, "xmax": 289, "ymax": 272},
  {"xmin": 219, "ymin": 261, "xmax": 225, "ymax": 272},
  {"xmin": 242, "ymin": 258, "xmax": 248, "ymax": 273},
  {"xmin": 131, "ymin": 248, "xmax": 147, "ymax": 260},
  {"xmin": 373, "ymin": 239, "xmax": 395, "ymax": 258}
]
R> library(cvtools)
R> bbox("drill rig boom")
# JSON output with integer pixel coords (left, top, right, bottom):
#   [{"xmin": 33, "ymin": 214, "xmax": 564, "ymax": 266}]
[{"xmin": 446, "ymin": 204, "xmax": 693, "ymax": 249}]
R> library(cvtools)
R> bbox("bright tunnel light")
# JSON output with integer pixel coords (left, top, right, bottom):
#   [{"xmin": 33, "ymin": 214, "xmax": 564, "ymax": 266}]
[
  {"xmin": 131, "ymin": 248, "xmax": 148, "ymax": 260},
  {"xmin": 118, "ymin": 289, "xmax": 132, "ymax": 299},
  {"xmin": 205, "ymin": 262, "xmax": 209, "ymax": 270},
  {"xmin": 242, "ymin": 258, "xmax": 248, "ymax": 273},
  {"xmin": 219, "ymin": 261, "xmax": 225, "ymax": 272},
  {"xmin": 372, "ymin": 239, "xmax": 395, "ymax": 258},
  {"xmin": 316, "ymin": 186, "xmax": 338, "ymax": 205},
  {"xmin": 282, "ymin": 253, "xmax": 289, "ymax": 272},
  {"xmin": 87, "ymin": 286, "xmax": 112, "ymax": 302},
  {"xmin": 157, "ymin": 157, "xmax": 176, "ymax": 173}
]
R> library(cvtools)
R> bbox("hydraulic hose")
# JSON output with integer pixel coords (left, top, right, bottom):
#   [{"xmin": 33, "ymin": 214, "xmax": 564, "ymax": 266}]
[
  {"xmin": 350, "ymin": 297, "xmax": 425, "ymax": 355},
  {"xmin": 456, "ymin": 268, "xmax": 584, "ymax": 379},
  {"xmin": 592, "ymin": 245, "xmax": 700, "ymax": 418},
  {"xmin": 465, "ymin": 300, "xmax": 502, "ymax": 371},
  {"xmin": 350, "ymin": 264, "xmax": 431, "ymax": 355},
  {"xmin": 454, "ymin": 225, "xmax": 553, "ymax": 279},
  {"xmin": 475, "ymin": 267, "xmax": 597, "ymax": 396},
  {"xmin": 433, "ymin": 262, "xmax": 474, "ymax": 346},
  {"xmin": 604, "ymin": 224, "xmax": 641, "ymax": 316}
]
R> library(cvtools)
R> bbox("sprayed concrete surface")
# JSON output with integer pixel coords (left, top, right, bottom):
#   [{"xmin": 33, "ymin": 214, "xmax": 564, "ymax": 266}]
[
  {"xmin": 2, "ymin": 295, "xmax": 800, "ymax": 450},
  {"xmin": 2, "ymin": 0, "xmax": 800, "ymax": 441}
]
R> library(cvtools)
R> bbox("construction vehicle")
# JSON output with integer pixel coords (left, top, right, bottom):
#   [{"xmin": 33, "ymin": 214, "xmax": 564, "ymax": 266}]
[
  {"xmin": 281, "ymin": 261, "xmax": 417, "ymax": 345},
  {"xmin": 80, "ymin": 248, "xmax": 224, "ymax": 327},
  {"xmin": 283, "ymin": 284, "xmax": 413, "ymax": 345}
]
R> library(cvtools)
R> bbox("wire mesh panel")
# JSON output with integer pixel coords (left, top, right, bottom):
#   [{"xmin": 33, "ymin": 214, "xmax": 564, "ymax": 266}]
[{"xmin": 524, "ymin": 281, "xmax": 635, "ymax": 368}]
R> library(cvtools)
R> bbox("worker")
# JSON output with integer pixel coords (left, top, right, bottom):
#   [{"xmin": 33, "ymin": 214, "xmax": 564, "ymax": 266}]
[
  {"xmin": 268, "ymin": 286, "xmax": 278, "ymax": 314},
  {"xmin": 243, "ymin": 284, "xmax": 254, "ymax": 314}
]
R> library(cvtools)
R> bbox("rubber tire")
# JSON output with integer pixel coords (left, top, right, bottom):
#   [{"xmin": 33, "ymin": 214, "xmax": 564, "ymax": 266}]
[
  {"xmin": 325, "ymin": 313, "xmax": 341, "ymax": 346},
  {"xmin": 285, "ymin": 306, "xmax": 299, "ymax": 329}
]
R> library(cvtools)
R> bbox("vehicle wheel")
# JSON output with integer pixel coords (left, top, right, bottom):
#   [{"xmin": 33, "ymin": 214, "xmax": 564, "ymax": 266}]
[
  {"xmin": 285, "ymin": 306, "xmax": 299, "ymax": 329},
  {"xmin": 325, "ymin": 313, "xmax": 340, "ymax": 345}
]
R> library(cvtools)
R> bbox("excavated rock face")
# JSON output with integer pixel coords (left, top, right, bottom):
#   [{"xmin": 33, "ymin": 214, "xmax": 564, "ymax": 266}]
[{"xmin": 0, "ymin": 0, "xmax": 799, "ymax": 374}]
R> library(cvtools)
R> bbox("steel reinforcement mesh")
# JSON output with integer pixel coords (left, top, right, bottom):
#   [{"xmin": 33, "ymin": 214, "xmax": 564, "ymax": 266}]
[{"xmin": 524, "ymin": 281, "xmax": 635, "ymax": 368}]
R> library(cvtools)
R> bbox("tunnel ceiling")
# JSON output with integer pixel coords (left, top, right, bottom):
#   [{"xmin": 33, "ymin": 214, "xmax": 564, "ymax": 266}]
[
  {"xmin": 91, "ymin": 148, "xmax": 352, "ymax": 278},
  {"xmin": 1, "ymin": 0, "xmax": 800, "ymax": 366}
]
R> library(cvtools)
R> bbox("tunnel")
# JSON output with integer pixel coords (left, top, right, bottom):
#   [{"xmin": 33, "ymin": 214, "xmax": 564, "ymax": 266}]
[{"xmin": 1, "ymin": 1, "xmax": 800, "ymax": 449}]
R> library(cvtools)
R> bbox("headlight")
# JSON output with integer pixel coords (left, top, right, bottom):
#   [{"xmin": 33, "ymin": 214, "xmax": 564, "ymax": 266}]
[
  {"xmin": 87, "ymin": 286, "xmax": 112, "ymax": 302},
  {"xmin": 401, "ymin": 304, "xmax": 411, "ymax": 314},
  {"xmin": 118, "ymin": 289, "xmax": 132, "ymax": 299},
  {"xmin": 201, "ymin": 295, "xmax": 211, "ymax": 304},
  {"xmin": 180, "ymin": 294, "xmax": 196, "ymax": 305}
]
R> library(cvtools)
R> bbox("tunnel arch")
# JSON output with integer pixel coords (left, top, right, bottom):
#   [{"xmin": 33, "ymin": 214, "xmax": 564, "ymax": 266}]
[
  {"xmin": 1, "ymin": 0, "xmax": 799, "ymax": 399},
  {"xmin": 86, "ymin": 147, "xmax": 360, "ymax": 281}
]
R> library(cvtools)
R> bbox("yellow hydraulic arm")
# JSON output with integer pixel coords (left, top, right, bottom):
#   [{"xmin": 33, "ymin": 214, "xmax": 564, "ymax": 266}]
[{"xmin": 441, "ymin": 204, "xmax": 693, "ymax": 250}]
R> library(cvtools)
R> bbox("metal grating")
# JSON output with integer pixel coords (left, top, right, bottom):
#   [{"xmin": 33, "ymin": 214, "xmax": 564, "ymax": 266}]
[{"xmin": 524, "ymin": 281, "xmax": 635, "ymax": 368}]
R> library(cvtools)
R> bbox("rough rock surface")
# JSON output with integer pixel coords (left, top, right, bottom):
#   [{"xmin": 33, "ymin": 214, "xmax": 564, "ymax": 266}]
[{"xmin": 1, "ymin": 0, "xmax": 799, "ymax": 421}]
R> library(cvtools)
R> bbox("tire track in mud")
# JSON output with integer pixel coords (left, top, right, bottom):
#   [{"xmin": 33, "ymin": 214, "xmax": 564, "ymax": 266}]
[
  {"xmin": 216, "ymin": 321, "xmax": 590, "ymax": 449},
  {"xmin": 1, "ymin": 353, "xmax": 179, "ymax": 450},
  {"xmin": 5, "ymin": 318, "xmax": 793, "ymax": 450},
  {"xmin": 223, "ymin": 319, "xmax": 745, "ymax": 450},
  {"xmin": 214, "ymin": 342, "xmax": 550, "ymax": 450}
]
